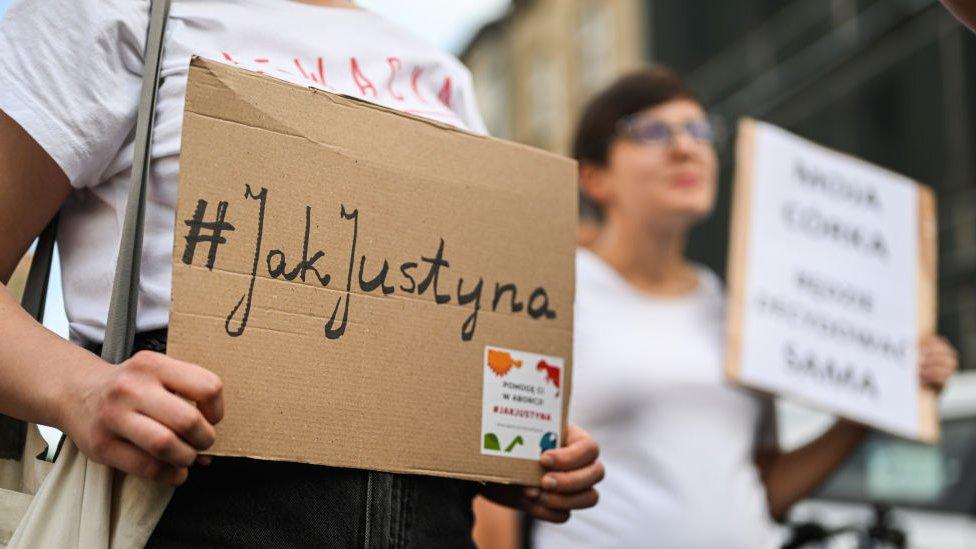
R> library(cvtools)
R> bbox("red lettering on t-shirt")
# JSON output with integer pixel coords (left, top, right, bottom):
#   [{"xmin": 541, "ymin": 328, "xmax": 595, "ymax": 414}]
[
  {"xmin": 437, "ymin": 76, "xmax": 453, "ymax": 108},
  {"xmin": 411, "ymin": 66, "xmax": 427, "ymax": 103},
  {"xmin": 316, "ymin": 57, "xmax": 326, "ymax": 86},
  {"xmin": 293, "ymin": 58, "xmax": 309, "ymax": 79},
  {"xmin": 294, "ymin": 57, "xmax": 327, "ymax": 86},
  {"xmin": 386, "ymin": 57, "xmax": 404, "ymax": 101},
  {"xmin": 221, "ymin": 51, "xmax": 240, "ymax": 65},
  {"xmin": 350, "ymin": 57, "xmax": 377, "ymax": 97}
]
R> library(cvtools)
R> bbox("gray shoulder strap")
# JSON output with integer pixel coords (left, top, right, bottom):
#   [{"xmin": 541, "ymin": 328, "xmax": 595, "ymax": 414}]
[
  {"xmin": 101, "ymin": 0, "xmax": 171, "ymax": 364},
  {"xmin": 19, "ymin": 215, "xmax": 57, "ymax": 323}
]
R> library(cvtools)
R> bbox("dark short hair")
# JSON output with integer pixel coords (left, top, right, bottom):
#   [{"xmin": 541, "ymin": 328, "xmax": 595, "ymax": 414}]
[
  {"xmin": 573, "ymin": 66, "xmax": 700, "ymax": 221},
  {"xmin": 573, "ymin": 66, "xmax": 700, "ymax": 166}
]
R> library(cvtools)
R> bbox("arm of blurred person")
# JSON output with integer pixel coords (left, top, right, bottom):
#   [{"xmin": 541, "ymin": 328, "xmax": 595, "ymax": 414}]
[
  {"xmin": 756, "ymin": 336, "xmax": 958, "ymax": 520},
  {"xmin": 941, "ymin": 0, "xmax": 976, "ymax": 32},
  {"xmin": 0, "ymin": 110, "xmax": 223, "ymax": 485},
  {"xmin": 473, "ymin": 496, "xmax": 520, "ymax": 549},
  {"xmin": 480, "ymin": 423, "xmax": 604, "ymax": 523}
]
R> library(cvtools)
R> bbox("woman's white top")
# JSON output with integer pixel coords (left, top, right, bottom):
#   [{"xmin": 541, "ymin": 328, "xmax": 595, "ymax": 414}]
[{"xmin": 534, "ymin": 249, "xmax": 780, "ymax": 549}]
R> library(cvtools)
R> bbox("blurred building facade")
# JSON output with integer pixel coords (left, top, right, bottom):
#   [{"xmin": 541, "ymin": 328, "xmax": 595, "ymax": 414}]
[
  {"xmin": 461, "ymin": 0, "xmax": 976, "ymax": 373},
  {"xmin": 462, "ymin": 0, "xmax": 646, "ymax": 149}
]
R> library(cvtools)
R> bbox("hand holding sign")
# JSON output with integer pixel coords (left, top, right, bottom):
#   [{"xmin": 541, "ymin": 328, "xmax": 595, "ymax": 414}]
[
  {"xmin": 919, "ymin": 336, "xmax": 958, "ymax": 393},
  {"xmin": 482, "ymin": 423, "xmax": 604, "ymax": 523}
]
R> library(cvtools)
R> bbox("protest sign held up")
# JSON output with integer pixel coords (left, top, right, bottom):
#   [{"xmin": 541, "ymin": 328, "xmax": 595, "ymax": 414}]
[
  {"xmin": 167, "ymin": 57, "xmax": 577, "ymax": 485},
  {"xmin": 726, "ymin": 119, "xmax": 939, "ymax": 442}
]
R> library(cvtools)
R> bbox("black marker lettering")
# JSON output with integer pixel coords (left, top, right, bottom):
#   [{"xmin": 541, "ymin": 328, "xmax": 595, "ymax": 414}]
[
  {"xmin": 324, "ymin": 205, "xmax": 358, "ymax": 340},
  {"xmin": 417, "ymin": 238, "xmax": 451, "ymax": 304},
  {"xmin": 399, "ymin": 262, "xmax": 418, "ymax": 293},
  {"xmin": 265, "ymin": 206, "xmax": 330, "ymax": 285},
  {"xmin": 527, "ymin": 287, "xmax": 556, "ymax": 320},
  {"xmin": 182, "ymin": 199, "xmax": 235, "ymax": 270},
  {"xmin": 359, "ymin": 256, "xmax": 395, "ymax": 295},
  {"xmin": 225, "ymin": 185, "xmax": 267, "ymax": 337},
  {"xmin": 492, "ymin": 283, "xmax": 524, "ymax": 313},
  {"xmin": 457, "ymin": 277, "xmax": 484, "ymax": 341}
]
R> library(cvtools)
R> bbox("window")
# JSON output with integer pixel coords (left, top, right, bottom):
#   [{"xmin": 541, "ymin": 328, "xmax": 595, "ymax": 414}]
[
  {"xmin": 472, "ymin": 38, "xmax": 512, "ymax": 139},
  {"xmin": 527, "ymin": 51, "xmax": 565, "ymax": 148},
  {"xmin": 578, "ymin": 0, "xmax": 617, "ymax": 100}
]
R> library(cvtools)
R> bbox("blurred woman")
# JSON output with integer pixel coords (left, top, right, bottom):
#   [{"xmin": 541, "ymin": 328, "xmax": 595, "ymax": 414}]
[{"xmin": 476, "ymin": 66, "xmax": 958, "ymax": 549}]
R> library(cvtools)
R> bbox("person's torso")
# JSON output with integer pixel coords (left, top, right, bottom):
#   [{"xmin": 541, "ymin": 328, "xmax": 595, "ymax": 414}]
[
  {"xmin": 56, "ymin": 0, "xmax": 484, "ymax": 343},
  {"xmin": 533, "ymin": 249, "xmax": 778, "ymax": 549}
]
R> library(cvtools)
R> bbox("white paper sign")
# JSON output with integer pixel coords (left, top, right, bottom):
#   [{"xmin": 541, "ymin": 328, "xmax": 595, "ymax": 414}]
[{"xmin": 728, "ymin": 120, "xmax": 934, "ymax": 440}]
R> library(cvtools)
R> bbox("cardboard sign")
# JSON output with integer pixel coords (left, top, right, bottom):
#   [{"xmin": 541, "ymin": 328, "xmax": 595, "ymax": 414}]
[
  {"xmin": 726, "ymin": 119, "xmax": 939, "ymax": 442},
  {"xmin": 167, "ymin": 57, "xmax": 576, "ymax": 485}
]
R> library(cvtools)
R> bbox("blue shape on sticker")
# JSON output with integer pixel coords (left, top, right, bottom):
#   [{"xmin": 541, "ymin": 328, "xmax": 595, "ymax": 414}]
[{"xmin": 540, "ymin": 432, "xmax": 558, "ymax": 451}]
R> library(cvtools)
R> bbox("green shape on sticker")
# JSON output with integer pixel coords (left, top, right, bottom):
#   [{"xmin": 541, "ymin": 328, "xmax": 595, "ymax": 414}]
[
  {"xmin": 504, "ymin": 435, "xmax": 524, "ymax": 453},
  {"xmin": 484, "ymin": 433, "xmax": 501, "ymax": 451}
]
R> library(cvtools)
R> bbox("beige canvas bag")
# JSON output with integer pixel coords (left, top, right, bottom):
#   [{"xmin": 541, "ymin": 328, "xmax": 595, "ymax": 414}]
[{"xmin": 0, "ymin": 1, "xmax": 177, "ymax": 546}]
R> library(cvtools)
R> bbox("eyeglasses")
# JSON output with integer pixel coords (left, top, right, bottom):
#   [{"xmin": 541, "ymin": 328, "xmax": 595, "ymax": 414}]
[{"xmin": 615, "ymin": 115, "xmax": 717, "ymax": 147}]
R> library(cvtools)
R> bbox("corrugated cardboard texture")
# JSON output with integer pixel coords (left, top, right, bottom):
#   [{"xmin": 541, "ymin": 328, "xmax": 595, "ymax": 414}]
[{"xmin": 168, "ymin": 57, "xmax": 576, "ymax": 485}]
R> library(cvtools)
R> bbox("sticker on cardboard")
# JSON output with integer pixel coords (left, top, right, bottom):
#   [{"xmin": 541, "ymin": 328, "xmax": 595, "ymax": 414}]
[{"xmin": 481, "ymin": 346, "xmax": 564, "ymax": 460}]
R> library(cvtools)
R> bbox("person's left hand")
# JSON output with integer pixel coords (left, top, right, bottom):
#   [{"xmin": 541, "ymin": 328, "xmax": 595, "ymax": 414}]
[
  {"xmin": 920, "ymin": 335, "xmax": 958, "ymax": 394},
  {"xmin": 481, "ymin": 423, "xmax": 604, "ymax": 523}
]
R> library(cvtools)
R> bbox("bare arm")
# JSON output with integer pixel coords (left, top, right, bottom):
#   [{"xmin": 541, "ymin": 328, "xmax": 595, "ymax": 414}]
[
  {"xmin": 942, "ymin": 0, "xmax": 976, "ymax": 32},
  {"xmin": 757, "ymin": 419, "xmax": 867, "ymax": 520},
  {"xmin": 0, "ymin": 109, "xmax": 76, "ymax": 425},
  {"xmin": 472, "ymin": 496, "xmax": 520, "ymax": 549},
  {"xmin": 0, "ymin": 110, "xmax": 224, "ymax": 485},
  {"xmin": 481, "ymin": 424, "xmax": 604, "ymax": 523},
  {"xmin": 759, "ymin": 337, "xmax": 958, "ymax": 519}
]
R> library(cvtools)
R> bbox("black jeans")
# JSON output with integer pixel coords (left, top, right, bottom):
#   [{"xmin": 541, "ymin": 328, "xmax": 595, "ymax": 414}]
[
  {"xmin": 147, "ymin": 459, "xmax": 478, "ymax": 548},
  {"xmin": 88, "ymin": 330, "xmax": 479, "ymax": 548}
]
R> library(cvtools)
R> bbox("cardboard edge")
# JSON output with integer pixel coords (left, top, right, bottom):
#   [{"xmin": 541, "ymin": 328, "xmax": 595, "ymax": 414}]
[
  {"xmin": 188, "ymin": 56, "xmax": 577, "ymax": 169},
  {"xmin": 736, "ymin": 376, "xmax": 926, "ymax": 443},
  {"xmin": 200, "ymin": 448, "xmax": 544, "ymax": 487},
  {"xmin": 916, "ymin": 184, "xmax": 940, "ymax": 443},
  {"xmin": 725, "ymin": 118, "xmax": 757, "ymax": 383}
]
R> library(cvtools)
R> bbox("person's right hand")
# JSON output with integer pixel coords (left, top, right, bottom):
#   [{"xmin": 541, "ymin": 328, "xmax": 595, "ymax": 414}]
[{"xmin": 57, "ymin": 350, "xmax": 224, "ymax": 486}]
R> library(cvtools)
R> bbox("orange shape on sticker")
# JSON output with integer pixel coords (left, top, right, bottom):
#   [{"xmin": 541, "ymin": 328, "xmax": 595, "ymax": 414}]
[{"xmin": 487, "ymin": 350, "xmax": 523, "ymax": 377}]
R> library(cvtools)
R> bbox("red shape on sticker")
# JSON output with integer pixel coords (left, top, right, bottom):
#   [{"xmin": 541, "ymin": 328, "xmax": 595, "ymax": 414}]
[{"xmin": 537, "ymin": 360, "xmax": 560, "ymax": 396}]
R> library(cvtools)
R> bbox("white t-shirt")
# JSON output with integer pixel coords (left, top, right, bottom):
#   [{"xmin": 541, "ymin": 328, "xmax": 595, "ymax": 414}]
[
  {"xmin": 0, "ymin": 0, "xmax": 486, "ymax": 343},
  {"xmin": 534, "ymin": 249, "xmax": 780, "ymax": 549}
]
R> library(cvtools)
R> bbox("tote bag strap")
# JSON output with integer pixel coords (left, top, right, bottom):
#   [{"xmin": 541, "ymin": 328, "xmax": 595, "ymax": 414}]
[
  {"xmin": 0, "ymin": 0, "xmax": 172, "ymax": 460},
  {"xmin": 0, "ymin": 220, "xmax": 57, "ymax": 460}
]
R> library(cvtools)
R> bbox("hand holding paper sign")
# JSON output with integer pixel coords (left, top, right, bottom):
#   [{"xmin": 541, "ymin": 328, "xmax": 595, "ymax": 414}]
[
  {"xmin": 919, "ymin": 335, "xmax": 958, "ymax": 393},
  {"xmin": 481, "ymin": 423, "xmax": 603, "ymax": 523},
  {"xmin": 758, "ymin": 336, "xmax": 958, "ymax": 518}
]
